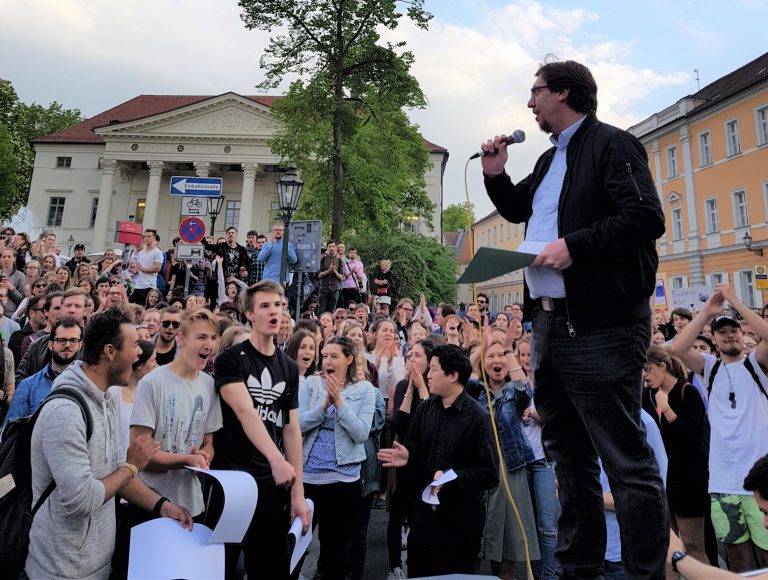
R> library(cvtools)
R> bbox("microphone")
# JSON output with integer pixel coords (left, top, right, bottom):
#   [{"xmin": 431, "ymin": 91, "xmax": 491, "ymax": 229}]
[{"xmin": 469, "ymin": 129, "xmax": 526, "ymax": 160}]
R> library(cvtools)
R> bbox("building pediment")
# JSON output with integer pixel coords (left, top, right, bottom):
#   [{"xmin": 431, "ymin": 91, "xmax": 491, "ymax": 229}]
[{"xmin": 93, "ymin": 93, "xmax": 279, "ymax": 142}]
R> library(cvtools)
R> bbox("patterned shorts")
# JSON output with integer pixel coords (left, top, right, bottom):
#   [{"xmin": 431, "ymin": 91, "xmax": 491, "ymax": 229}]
[{"xmin": 710, "ymin": 493, "xmax": 768, "ymax": 549}]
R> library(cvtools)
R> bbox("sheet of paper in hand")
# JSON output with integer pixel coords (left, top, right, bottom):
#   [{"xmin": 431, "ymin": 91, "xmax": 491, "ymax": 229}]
[{"xmin": 421, "ymin": 469, "xmax": 458, "ymax": 505}]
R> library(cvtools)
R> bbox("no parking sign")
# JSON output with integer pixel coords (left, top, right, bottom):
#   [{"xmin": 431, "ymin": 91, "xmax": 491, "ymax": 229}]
[{"xmin": 178, "ymin": 217, "xmax": 206, "ymax": 244}]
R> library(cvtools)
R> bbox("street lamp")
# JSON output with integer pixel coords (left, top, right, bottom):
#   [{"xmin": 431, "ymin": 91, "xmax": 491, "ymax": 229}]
[
  {"xmin": 207, "ymin": 196, "xmax": 226, "ymax": 238},
  {"xmin": 277, "ymin": 168, "xmax": 304, "ymax": 286},
  {"xmin": 67, "ymin": 235, "xmax": 75, "ymax": 255},
  {"xmin": 743, "ymin": 230, "xmax": 764, "ymax": 257}
]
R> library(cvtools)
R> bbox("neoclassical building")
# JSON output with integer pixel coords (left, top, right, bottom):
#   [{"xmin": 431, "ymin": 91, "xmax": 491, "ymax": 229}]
[{"xmin": 28, "ymin": 92, "xmax": 448, "ymax": 251}]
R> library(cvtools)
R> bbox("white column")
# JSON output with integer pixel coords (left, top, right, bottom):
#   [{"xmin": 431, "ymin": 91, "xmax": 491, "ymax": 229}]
[
  {"xmin": 193, "ymin": 160, "xmax": 211, "ymax": 177},
  {"xmin": 91, "ymin": 159, "xmax": 119, "ymax": 251},
  {"xmin": 143, "ymin": 161, "xmax": 165, "ymax": 231},
  {"xmin": 238, "ymin": 163, "xmax": 259, "ymax": 242}
]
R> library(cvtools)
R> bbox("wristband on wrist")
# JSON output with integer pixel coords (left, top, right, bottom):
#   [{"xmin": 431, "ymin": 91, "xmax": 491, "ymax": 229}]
[
  {"xmin": 153, "ymin": 496, "xmax": 170, "ymax": 517},
  {"xmin": 119, "ymin": 462, "xmax": 138, "ymax": 480},
  {"xmin": 510, "ymin": 366, "xmax": 523, "ymax": 372},
  {"xmin": 671, "ymin": 551, "xmax": 687, "ymax": 573}
]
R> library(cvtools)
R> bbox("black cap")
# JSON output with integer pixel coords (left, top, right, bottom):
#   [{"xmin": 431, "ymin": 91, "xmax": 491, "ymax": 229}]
[
  {"xmin": 74, "ymin": 243, "xmax": 85, "ymax": 250},
  {"xmin": 710, "ymin": 315, "xmax": 741, "ymax": 332}
]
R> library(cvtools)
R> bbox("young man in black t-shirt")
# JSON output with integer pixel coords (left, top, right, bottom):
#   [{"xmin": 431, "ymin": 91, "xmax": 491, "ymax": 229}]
[{"xmin": 212, "ymin": 280, "xmax": 311, "ymax": 579}]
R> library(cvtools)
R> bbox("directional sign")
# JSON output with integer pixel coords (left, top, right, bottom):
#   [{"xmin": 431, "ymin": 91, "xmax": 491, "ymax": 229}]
[
  {"xmin": 179, "ymin": 217, "xmax": 206, "ymax": 244},
  {"xmin": 170, "ymin": 176, "xmax": 223, "ymax": 197},
  {"xmin": 176, "ymin": 244, "xmax": 205, "ymax": 260},
  {"xmin": 180, "ymin": 196, "xmax": 208, "ymax": 216}
]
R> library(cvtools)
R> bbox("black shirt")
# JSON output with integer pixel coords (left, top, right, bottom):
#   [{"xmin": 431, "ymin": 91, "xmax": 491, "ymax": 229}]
[
  {"xmin": 203, "ymin": 240, "xmax": 246, "ymax": 279},
  {"xmin": 213, "ymin": 340, "xmax": 299, "ymax": 484},
  {"xmin": 404, "ymin": 390, "xmax": 498, "ymax": 506},
  {"xmin": 154, "ymin": 346, "xmax": 176, "ymax": 366}
]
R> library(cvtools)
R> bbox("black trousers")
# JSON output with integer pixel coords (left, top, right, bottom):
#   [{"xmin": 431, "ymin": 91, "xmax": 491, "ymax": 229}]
[
  {"xmin": 532, "ymin": 309, "xmax": 668, "ymax": 579},
  {"xmin": 206, "ymin": 480, "xmax": 293, "ymax": 580},
  {"xmin": 129, "ymin": 287, "xmax": 151, "ymax": 305},
  {"xmin": 406, "ymin": 500, "xmax": 485, "ymax": 578},
  {"xmin": 304, "ymin": 480, "xmax": 361, "ymax": 580}
]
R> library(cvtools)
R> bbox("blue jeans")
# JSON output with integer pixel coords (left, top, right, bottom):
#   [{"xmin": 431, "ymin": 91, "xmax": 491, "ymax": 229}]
[
  {"xmin": 532, "ymin": 308, "xmax": 668, "ymax": 580},
  {"xmin": 527, "ymin": 458, "xmax": 559, "ymax": 580}
]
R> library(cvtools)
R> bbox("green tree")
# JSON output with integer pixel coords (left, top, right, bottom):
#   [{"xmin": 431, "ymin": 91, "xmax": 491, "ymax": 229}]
[
  {"xmin": 0, "ymin": 79, "xmax": 82, "ymax": 210},
  {"xmin": 347, "ymin": 231, "xmax": 457, "ymax": 306},
  {"xmin": 0, "ymin": 123, "xmax": 20, "ymax": 220},
  {"xmin": 238, "ymin": 0, "xmax": 432, "ymax": 240},
  {"xmin": 442, "ymin": 201, "xmax": 475, "ymax": 232}
]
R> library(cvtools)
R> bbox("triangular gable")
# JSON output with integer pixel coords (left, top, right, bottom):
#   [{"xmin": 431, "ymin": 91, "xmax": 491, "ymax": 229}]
[{"xmin": 93, "ymin": 92, "xmax": 279, "ymax": 140}]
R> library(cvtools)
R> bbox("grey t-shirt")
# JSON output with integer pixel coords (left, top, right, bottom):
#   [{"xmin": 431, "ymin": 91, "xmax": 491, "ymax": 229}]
[{"xmin": 131, "ymin": 365, "xmax": 223, "ymax": 516}]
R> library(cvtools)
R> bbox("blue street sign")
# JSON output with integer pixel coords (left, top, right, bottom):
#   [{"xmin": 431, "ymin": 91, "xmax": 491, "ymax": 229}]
[{"xmin": 169, "ymin": 176, "xmax": 223, "ymax": 197}]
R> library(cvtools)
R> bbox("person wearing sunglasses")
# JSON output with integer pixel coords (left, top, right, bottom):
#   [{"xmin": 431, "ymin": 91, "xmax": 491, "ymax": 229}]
[
  {"xmin": 2, "ymin": 317, "xmax": 82, "ymax": 428},
  {"xmin": 153, "ymin": 306, "xmax": 181, "ymax": 366},
  {"xmin": 7, "ymin": 294, "xmax": 47, "ymax": 367}
]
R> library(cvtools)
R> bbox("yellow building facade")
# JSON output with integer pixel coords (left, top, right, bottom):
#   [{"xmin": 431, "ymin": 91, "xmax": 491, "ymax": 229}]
[
  {"xmin": 630, "ymin": 53, "xmax": 768, "ymax": 309},
  {"xmin": 469, "ymin": 210, "xmax": 526, "ymax": 311}
]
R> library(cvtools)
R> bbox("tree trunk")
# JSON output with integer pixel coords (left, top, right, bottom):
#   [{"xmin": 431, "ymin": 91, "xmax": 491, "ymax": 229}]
[{"xmin": 330, "ymin": 9, "xmax": 344, "ymax": 242}]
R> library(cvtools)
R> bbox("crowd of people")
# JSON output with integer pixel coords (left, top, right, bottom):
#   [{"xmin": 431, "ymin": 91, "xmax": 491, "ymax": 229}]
[{"xmin": 3, "ymin": 55, "xmax": 768, "ymax": 580}]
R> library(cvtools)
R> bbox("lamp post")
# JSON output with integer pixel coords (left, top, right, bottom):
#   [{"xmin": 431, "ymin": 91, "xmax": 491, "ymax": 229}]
[
  {"xmin": 67, "ymin": 235, "xmax": 75, "ymax": 255},
  {"xmin": 743, "ymin": 230, "xmax": 764, "ymax": 257},
  {"xmin": 277, "ymin": 168, "xmax": 304, "ymax": 287},
  {"xmin": 207, "ymin": 196, "xmax": 226, "ymax": 238}
]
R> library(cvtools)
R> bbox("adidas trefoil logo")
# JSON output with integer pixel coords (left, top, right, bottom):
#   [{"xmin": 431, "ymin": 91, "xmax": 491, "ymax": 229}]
[{"xmin": 247, "ymin": 368, "xmax": 286, "ymax": 425}]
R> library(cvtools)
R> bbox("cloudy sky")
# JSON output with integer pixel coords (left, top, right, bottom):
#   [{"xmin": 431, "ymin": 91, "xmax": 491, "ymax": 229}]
[{"xmin": 2, "ymin": 0, "xmax": 767, "ymax": 220}]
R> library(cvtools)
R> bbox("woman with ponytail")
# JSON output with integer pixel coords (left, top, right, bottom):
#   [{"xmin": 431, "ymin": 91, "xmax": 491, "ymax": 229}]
[{"xmin": 644, "ymin": 345, "xmax": 710, "ymax": 564}]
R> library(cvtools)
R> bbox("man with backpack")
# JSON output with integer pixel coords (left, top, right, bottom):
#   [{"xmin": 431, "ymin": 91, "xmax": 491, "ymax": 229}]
[
  {"xmin": 673, "ymin": 283, "xmax": 768, "ymax": 574},
  {"xmin": 23, "ymin": 310, "xmax": 193, "ymax": 579}
]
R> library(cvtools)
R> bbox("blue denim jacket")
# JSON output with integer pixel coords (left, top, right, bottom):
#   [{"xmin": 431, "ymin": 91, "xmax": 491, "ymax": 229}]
[
  {"xmin": 299, "ymin": 376, "xmax": 376, "ymax": 466},
  {"xmin": 2, "ymin": 363, "xmax": 55, "ymax": 429},
  {"xmin": 477, "ymin": 380, "xmax": 534, "ymax": 472},
  {"xmin": 360, "ymin": 388, "xmax": 386, "ymax": 497}
]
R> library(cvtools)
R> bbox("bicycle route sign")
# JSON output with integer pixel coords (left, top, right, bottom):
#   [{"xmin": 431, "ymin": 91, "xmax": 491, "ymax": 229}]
[
  {"xmin": 180, "ymin": 196, "xmax": 208, "ymax": 216},
  {"xmin": 178, "ymin": 217, "xmax": 206, "ymax": 244}
]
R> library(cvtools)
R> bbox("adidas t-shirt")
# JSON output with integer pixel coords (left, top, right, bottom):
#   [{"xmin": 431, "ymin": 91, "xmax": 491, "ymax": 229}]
[
  {"xmin": 213, "ymin": 339, "xmax": 299, "ymax": 484},
  {"xmin": 703, "ymin": 352, "xmax": 768, "ymax": 495}
]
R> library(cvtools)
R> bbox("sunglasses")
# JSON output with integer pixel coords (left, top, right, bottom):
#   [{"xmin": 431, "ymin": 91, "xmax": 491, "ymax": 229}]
[
  {"xmin": 110, "ymin": 280, "xmax": 121, "ymax": 285},
  {"xmin": 161, "ymin": 320, "xmax": 181, "ymax": 329}
]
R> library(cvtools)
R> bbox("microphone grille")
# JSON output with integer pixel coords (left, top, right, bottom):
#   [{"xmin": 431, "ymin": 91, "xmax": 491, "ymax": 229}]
[{"xmin": 512, "ymin": 129, "xmax": 526, "ymax": 143}]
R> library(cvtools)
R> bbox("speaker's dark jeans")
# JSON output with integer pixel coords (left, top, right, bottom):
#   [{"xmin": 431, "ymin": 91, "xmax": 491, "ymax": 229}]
[{"xmin": 532, "ymin": 307, "xmax": 668, "ymax": 580}]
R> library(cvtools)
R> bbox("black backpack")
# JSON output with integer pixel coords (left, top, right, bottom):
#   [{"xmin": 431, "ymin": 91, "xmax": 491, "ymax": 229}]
[
  {"xmin": 707, "ymin": 357, "xmax": 768, "ymax": 401},
  {"xmin": 0, "ymin": 387, "xmax": 93, "ymax": 577}
]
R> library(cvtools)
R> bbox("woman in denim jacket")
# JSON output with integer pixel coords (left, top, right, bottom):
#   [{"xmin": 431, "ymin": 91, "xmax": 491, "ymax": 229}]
[
  {"xmin": 477, "ymin": 339, "xmax": 541, "ymax": 580},
  {"xmin": 299, "ymin": 336, "xmax": 376, "ymax": 580}
]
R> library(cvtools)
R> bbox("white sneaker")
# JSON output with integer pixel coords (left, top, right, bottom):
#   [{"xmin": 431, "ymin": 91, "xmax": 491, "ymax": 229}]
[
  {"xmin": 400, "ymin": 527, "xmax": 409, "ymax": 549},
  {"xmin": 386, "ymin": 567, "xmax": 404, "ymax": 580}
]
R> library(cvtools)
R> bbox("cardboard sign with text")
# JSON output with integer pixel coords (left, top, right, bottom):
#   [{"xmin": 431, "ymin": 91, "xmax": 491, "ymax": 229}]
[{"xmin": 670, "ymin": 286, "xmax": 714, "ymax": 312}]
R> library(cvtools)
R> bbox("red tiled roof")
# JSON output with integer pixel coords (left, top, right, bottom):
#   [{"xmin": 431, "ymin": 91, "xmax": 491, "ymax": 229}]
[
  {"xmin": 33, "ymin": 94, "xmax": 449, "ymax": 153},
  {"xmin": 33, "ymin": 94, "xmax": 280, "ymax": 144}
]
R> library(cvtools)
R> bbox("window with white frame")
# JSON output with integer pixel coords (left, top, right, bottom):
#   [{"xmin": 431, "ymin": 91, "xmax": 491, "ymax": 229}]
[
  {"xmin": 704, "ymin": 197, "xmax": 719, "ymax": 233},
  {"xmin": 698, "ymin": 131, "xmax": 712, "ymax": 166},
  {"xmin": 89, "ymin": 198, "xmax": 99, "ymax": 228},
  {"xmin": 725, "ymin": 119, "xmax": 741, "ymax": 156},
  {"xmin": 670, "ymin": 276, "xmax": 686, "ymax": 291},
  {"xmin": 225, "ymin": 200, "xmax": 240, "ymax": 231},
  {"xmin": 737, "ymin": 270, "xmax": 758, "ymax": 308},
  {"xmin": 506, "ymin": 223, "xmax": 510, "ymax": 239},
  {"xmin": 499, "ymin": 224, "xmax": 503, "ymax": 242},
  {"xmin": 666, "ymin": 146, "xmax": 678, "ymax": 178},
  {"xmin": 757, "ymin": 106, "xmax": 768, "ymax": 146},
  {"xmin": 671, "ymin": 207, "xmax": 683, "ymax": 240},
  {"xmin": 492, "ymin": 227, "xmax": 496, "ymax": 244},
  {"xmin": 55, "ymin": 156, "xmax": 72, "ymax": 168},
  {"xmin": 710, "ymin": 272, "xmax": 725, "ymax": 286},
  {"xmin": 47, "ymin": 197, "xmax": 66, "ymax": 227},
  {"xmin": 733, "ymin": 189, "xmax": 749, "ymax": 229}
]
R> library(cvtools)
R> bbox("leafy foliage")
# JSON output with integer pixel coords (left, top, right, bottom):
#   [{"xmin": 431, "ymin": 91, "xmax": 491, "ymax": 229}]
[
  {"xmin": 0, "ymin": 79, "xmax": 82, "ymax": 212},
  {"xmin": 442, "ymin": 202, "xmax": 475, "ymax": 232},
  {"xmin": 346, "ymin": 230, "xmax": 457, "ymax": 306},
  {"xmin": 238, "ymin": 0, "xmax": 432, "ymax": 240},
  {"xmin": 0, "ymin": 123, "xmax": 20, "ymax": 220}
]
